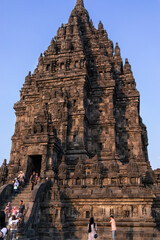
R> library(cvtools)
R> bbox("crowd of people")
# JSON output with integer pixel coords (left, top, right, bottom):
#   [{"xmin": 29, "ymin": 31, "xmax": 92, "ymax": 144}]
[
  {"xmin": 1, "ymin": 170, "xmax": 118, "ymax": 240},
  {"xmin": 1, "ymin": 213, "xmax": 116, "ymax": 240},
  {"xmin": 0, "ymin": 200, "xmax": 25, "ymax": 240},
  {"xmin": 12, "ymin": 171, "xmax": 26, "ymax": 197},
  {"xmin": 12, "ymin": 171, "xmax": 39, "ymax": 196},
  {"xmin": 0, "ymin": 170, "xmax": 40, "ymax": 239}
]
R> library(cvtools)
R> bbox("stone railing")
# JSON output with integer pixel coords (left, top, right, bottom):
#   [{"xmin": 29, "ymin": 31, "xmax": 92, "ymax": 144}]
[
  {"xmin": 18, "ymin": 181, "xmax": 50, "ymax": 239},
  {"xmin": 0, "ymin": 184, "xmax": 13, "ymax": 209}
]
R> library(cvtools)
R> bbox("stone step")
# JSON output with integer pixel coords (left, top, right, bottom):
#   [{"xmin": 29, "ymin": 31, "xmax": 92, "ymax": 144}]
[
  {"xmin": 11, "ymin": 194, "xmax": 31, "ymax": 199},
  {"xmin": 13, "ymin": 199, "xmax": 31, "ymax": 202},
  {"xmin": 0, "ymin": 183, "xmax": 33, "ymax": 212},
  {"xmin": 12, "ymin": 195, "xmax": 31, "ymax": 199},
  {"xmin": 11, "ymin": 201, "xmax": 31, "ymax": 205},
  {"xmin": 11, "ymin": 197, "xmax": 32, "ymax": 203},
  {"xmin": 13, "ymin": 194, "xmax": 31, "ymax": 199}
]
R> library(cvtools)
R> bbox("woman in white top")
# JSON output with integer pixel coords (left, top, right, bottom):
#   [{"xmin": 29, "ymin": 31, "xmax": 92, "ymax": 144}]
[
  {"xmin": 0, "ymin": 211, "xmax": 7, "ymax": 240},
  {"xmin": 88, "ymin": 217, "xmax": 97, "ymax": 240},
  {"xmin": 13, "ymin": 179, "xmax": 19, "ymax": 196},
  {"xmin": 9, "ymin": 215, "xmax": 19, "ymax": 240}
]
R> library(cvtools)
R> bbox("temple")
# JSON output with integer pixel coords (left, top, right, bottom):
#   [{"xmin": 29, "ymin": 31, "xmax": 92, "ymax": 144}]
[{"xmin": 0, "ymin": 0, "xmax": 160, "ymax": 239}]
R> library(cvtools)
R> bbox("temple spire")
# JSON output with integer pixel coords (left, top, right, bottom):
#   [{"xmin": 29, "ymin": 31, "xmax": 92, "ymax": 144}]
[{"xmin": 76, "ymin": 0, "xmax": 84, "ymax": 7}]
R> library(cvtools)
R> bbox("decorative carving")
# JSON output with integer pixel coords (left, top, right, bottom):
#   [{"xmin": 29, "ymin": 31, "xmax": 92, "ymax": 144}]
[
  {"xmin": 0, "ymin": 159, "xmax": 8, "ymax": 185},
  {"xmin": 75, "ymin": 156, "xmax": 85, "ymax": 178},
  {"xmin": 58, "ymin": 156, "xmax": 67, "ymax": 180}
]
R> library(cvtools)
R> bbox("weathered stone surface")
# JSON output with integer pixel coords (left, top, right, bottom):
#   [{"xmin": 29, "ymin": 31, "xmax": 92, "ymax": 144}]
[
  {"xmin": 1, "ymin": 0, "xmax": 160, "ymax": 239},
  {"xmin": 0, "ymin": 159, "xmax": 8, "ymax": 186}
]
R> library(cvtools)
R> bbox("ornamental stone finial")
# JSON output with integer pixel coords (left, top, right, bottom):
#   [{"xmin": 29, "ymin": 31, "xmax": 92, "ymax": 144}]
[
  {"xmin": 98, "ymin": 21, "xmax": 104, "ymax": 30},
  {"xmin": 124, "ymin": 58, "xmax": 133, "ymax": 76},
  {"xmin": 76, "ymin": 0, "xmax": 84, "ymax": 7},
  {"xmin": 115, "ymin": 42, "xmax": 121, "ymax": 57}
]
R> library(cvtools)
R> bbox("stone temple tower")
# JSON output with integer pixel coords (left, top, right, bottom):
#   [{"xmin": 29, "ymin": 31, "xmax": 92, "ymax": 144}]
[
  {"xmin": 7, "ymin": 0, "xmax": 151, "ymax": 183},
  {"xmin": 1, "ymin": 0, "xmax": 160, "ymax": 239}
]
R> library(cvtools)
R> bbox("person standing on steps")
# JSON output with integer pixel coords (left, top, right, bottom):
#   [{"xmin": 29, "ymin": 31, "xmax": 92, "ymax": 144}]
[
  {"xmin": 4, "ymin": 202, "xmax": 12, "ymax": 220},
  {"xmin": 18, "ymin": 171, "xmax": 25, "ymax": 188},
  {"xmin": 17, "ymin": 200, "xmax": 25, "ymax": 218},
  {"xmin": 30, "ymin": 172, "xmax": 36, "ymax": 190},
  {"xmin": 110, "ymin": 215, "xmax": 117, "ymax": 240},
  {"xmin": 35, "ymin": 172, "xmax": 39, "ymax": 185},
  {"xmin": 9, "ymin": 214, "xmax": 20, "ymax": 240},
  {"xmin": 12, "ymin": 178, "xmax": 19, "ymax": 196},
  {"xmin": 11, "ymin": 207, "xmax": 17, "ymax": 217},
  {"xmin": 0, "ymin": 211, "xmax": 7, "ymax": 240}
]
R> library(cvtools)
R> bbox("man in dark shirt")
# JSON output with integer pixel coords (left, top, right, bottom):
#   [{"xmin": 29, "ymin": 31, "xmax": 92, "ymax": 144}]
[
  {"xmin": 17, "ymin": 200, "xmax": 25, "ymax": 218},
  {"xmin": 30, "ymin": 172, "xmax": 36, "ymax": 190}
]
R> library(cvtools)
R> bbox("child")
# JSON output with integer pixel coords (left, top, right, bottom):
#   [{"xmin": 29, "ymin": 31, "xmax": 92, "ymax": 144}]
[{"xmin": 11, "ymin": 207, "xmax": 17, "ymax": 217}]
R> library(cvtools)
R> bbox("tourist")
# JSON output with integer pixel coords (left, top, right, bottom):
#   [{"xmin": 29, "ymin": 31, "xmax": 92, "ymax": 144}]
[
  {"xmin": 18, "ymin": 171, "xmax": 25, "ymax": 188},
  {"xmin": 8, "ymin": 215, "xmax": 12, "ymax": 226},
  {"xmin": 110, "ymin": 216, "xmax": 117, "ymax": 240},
  {"xmin": 12, "ymin": 178, "xmax": 19, "ymax": 196},
  {"xmin": 0, "ymin": 211, "xmax": 7, "ymax": 239},
  {"xmin": 4, "ymin": 202, "xmax": 12, "ymax": 220},
  {"xmin": 30, "ymin": 172, "xmax": 36, "ymax": 190},
  {"xmin": 11, "ymin": 207, "xmax": 17, "ymax": 217},
  {"xmin": 9, "ymin": 214, "xmax": 20, "ymax": 240},
  {"xmin": 35, "ymin": 172, "xmax": 39, "ymax": 185},
  {"xmin": 17, "ymin": 200, "xmax": 25, "ymax": 218},
  {"xmin": 88, "ymin": 217, "xmax": 98, "ymax": 240}
]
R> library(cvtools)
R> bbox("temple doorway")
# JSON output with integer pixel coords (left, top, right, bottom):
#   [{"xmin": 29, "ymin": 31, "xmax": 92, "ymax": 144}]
[{"xmin": 27, "ymin": 155, "xmax": 42, "ymax": 178}]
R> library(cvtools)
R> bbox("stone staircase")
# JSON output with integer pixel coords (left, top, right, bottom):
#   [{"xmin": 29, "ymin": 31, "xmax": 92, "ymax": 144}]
[
  {"xmin": 11, "ymin": 184, "xmax": 32, "ymax": 214},
  {"xmin": 0, "ymin": 183, "xmax": 32, "ymax": 214},
  {"xmin": 0, "ymin": 181, "xmax": 49, "ymax": 240}
]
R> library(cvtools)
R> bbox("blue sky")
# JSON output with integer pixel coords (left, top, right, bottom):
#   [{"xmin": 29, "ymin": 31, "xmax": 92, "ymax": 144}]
[{"xmin": 0, "ymin": 0, "xmax": 160, "ymax": 169}]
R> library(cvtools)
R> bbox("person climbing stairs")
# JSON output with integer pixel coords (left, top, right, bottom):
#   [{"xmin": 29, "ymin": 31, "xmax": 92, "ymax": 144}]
[{"xmin": 0, "ymin": 183, "xmax": 32, "ymax": 217}]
